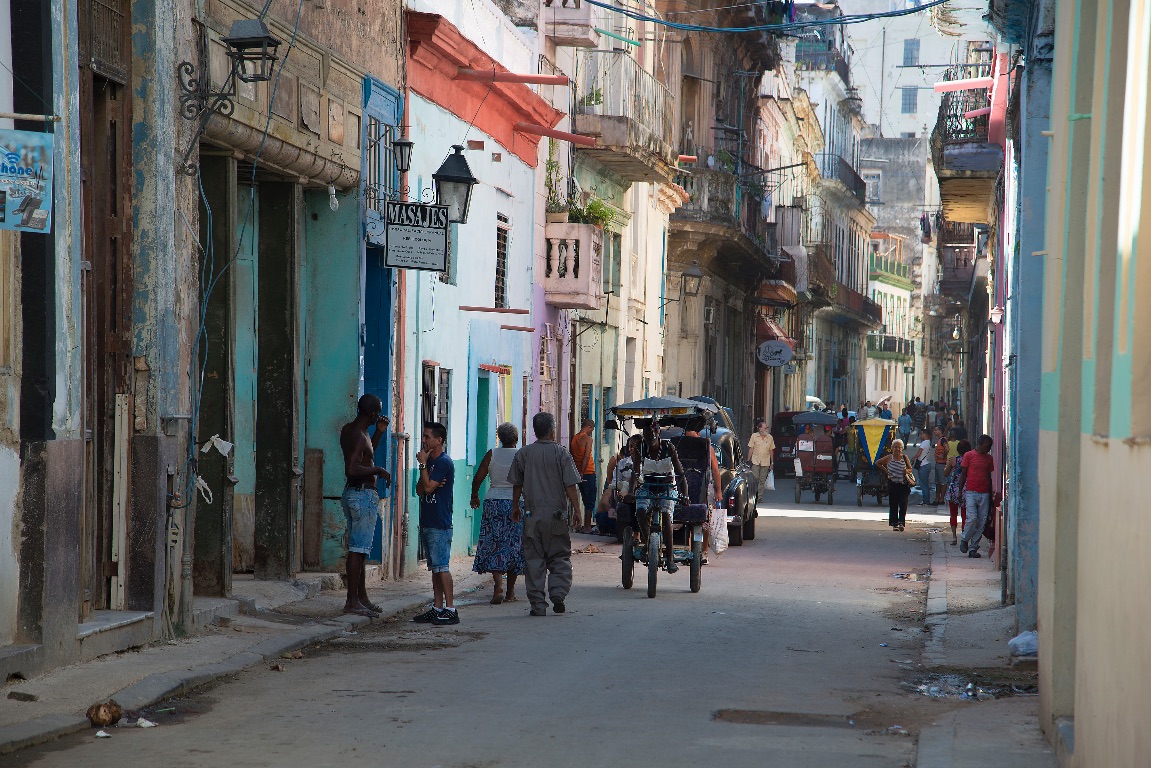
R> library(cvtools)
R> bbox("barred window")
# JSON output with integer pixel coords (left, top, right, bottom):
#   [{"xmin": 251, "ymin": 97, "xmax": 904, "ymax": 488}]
[
  {"xmin": 495, "ymin": 213, "xmax": 510, "ymax": 309},
  {"xmin": 901, "ymin": 87, "xmax": 918, "ymax": 114},
  {"xmin": 437, "ymin": 368, "xmax": 452, "ymax": 434},
  {"xmin": 902, "ymin": 39, "xmax": 920, "ymax": 67}
]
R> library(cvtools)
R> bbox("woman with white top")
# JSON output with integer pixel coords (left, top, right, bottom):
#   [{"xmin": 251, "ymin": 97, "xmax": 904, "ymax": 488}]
[
  {"xmin": 876, "ymin": 438, "xmax": 916, "ymax": 532},
  {"xmin": 470, "ymin": 423, "xmax": 525, "ymax": 604}
]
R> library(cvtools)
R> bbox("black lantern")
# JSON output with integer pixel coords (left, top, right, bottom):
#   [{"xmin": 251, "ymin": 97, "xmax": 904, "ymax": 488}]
[
  {"xmin": 433, "ymin": 145, "xmax": 478, "ymax": 224},
  {"xmin": 682, "ymin": 261, "xmax": 704, "ymax": 297},
  {"xmin": 391, "ymin": 136, "xmax": 414, "ymax": 174},
  {"xmin": 223, "ymin": 19, "xmax": 282, "ymax": 83}
]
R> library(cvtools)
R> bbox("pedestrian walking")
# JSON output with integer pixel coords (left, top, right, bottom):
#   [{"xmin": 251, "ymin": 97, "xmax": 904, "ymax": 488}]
[
  {"xmin": 509, "ymin": 413, "xmax": 584, "ymax": 617},
  {"xmin": 945, "ymin": 439, "xmax": 972, "ymax": 545},
  {"xmin": 570, "ymin": 418, "xmax": 597, "ymax": 534},
  {"xmin": 876, "ymin": 438, "xmax": 915, "ymax": 531},
  {"xmin": 959, "ymin": 435, "xmax": 996, "ymax": 558},
  {"xmin": 897, "ymin": 408, "xmax": 912, "ymax": 445},
  {"xmin": 411, "ymin": 422, "xmax": 459, "ymax": 626},
  {"xmin": 915, "ymin": 430, "xmax": 935, "ymax": 505},
  {"xmin": 338, "ymin": 394, "xmax": 392, "ymax": 618},
  {"xmin": 470, "ymin": 422, "xmax": 525, "ymax": 605},
  {"xmin": 933, "ymin": 428, "xmax": 948, "ymax": 505},
  {"xmin": 747, "ymin": 417, "xmax": 775, "ymax": 495}
]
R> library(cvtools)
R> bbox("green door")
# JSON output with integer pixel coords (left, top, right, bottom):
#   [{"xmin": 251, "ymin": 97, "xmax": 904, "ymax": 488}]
[
  {"xmin": 232, "ymin": 186, "xmax": 258, "ymax": 572},
  {"xmin": 473, "ymin": 374, "xmax": 492, "ymax": 544}
]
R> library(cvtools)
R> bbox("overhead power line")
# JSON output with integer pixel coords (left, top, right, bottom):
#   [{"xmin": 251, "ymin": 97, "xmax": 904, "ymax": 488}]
[{"xmin": 581, "ymin": 0, "xmax": 953, "ymax": 34}]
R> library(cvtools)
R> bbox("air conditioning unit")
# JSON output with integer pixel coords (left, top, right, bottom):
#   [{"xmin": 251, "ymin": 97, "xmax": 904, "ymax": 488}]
[{"xmin": 703, "ymin": 306, "xmax": 716, "ymax": 325}]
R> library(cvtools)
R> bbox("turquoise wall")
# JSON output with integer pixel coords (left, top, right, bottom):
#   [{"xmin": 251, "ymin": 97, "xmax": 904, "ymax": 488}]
[{"xmin": 302, "ymin": 190, "xmax": 365, "ymax": 567}]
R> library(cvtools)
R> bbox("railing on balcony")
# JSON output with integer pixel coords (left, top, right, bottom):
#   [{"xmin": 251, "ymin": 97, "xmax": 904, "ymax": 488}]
[
  {"xmin": 937, "ymin": 248, "xmax": 978, "ymax": 298},
  {"xmin": 836, "ymin": 282, "xmax": 884, "ymax": 326},
  {"xmin": 795, "ymin": 39, "xmax": 850, "ymax": 85},
  {"xmin": 673, "ymin": 163, "xmax": 778, "ymax": 260},
  {"xmin": 543, "ymin": 222, "xmax": 604, "ymax": 310},
  {"xmin": 542, "ymin": 0, "xmax": 600, "ymax": 48},
  {"xmin": 575, "ymin": 50, "xmax": 674, "ymax": 148},
  {"xmin": 939, "ymin": 219, "xmax": 976, "ymax": 245},
  {"xmin": 815, "ymin": 153, "xmax": 866, "ymax": 205},
  {"xmin": 866, "ymin": 334, "xmax": 915, "ymax": 359},
  {"xmin": 938, "ymin": 63, "xmax": 993, "ymax": 144},
  {"xmin": 869, "ymin": 254, "xmax": 910, "ymax": 280}
]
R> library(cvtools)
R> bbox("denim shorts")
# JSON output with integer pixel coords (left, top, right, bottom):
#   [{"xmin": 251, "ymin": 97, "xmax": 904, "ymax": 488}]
[
  {"xmin": 419, "ymin": 527, "xmax": 453, "ymax": 573},
  {"xmin": 341, "ymin": 487, "xmax": 380, "ymax": 555},
  {"xmin": 635, "ymin": 485, "xmax": 678, "ymax": 521}
]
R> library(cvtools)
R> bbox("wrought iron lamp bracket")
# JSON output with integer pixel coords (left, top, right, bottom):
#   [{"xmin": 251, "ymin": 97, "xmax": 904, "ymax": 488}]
[{"xmin": 176, "ymin": 60, "xmax": 238, "ymax": 176}]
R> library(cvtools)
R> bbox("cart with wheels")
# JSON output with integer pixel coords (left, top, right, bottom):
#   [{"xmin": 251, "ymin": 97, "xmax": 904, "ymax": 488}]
[
  {"xmin": 852, "ymin": 418, "xmax": 898, "ymax": 506},
  {"xmin": 792, "ymin": 411, "xmax": 839, "ymax": 504},
  {"xmin": 610, "ymin": 396, "xmax": 716, "ymax": 597}
]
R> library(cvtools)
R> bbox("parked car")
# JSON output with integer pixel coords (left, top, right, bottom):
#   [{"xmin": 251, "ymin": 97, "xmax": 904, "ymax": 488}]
[{"xmin": 710, "ymin": 427, "xmax": 759, "ymax": 545}]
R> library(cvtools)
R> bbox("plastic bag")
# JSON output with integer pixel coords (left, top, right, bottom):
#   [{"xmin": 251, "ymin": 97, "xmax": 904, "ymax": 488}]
[
  {"xmin": 765, "ymin": 469, "xmax": 775, "ymax": 492},
  {"xmin": 1008, "ymin": 630, "xmax": 1038, "ymax": 656},
  {"xmin": 709, "ymin": 505, "xmax": 729, "ymax": 555}
]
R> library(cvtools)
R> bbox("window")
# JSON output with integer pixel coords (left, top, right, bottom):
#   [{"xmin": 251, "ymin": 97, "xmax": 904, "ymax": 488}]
[
  {"xmin": 580, "ymin": 384, "xmax": 592, "ymax": 420},
  {"xmin": 364, "ymin": 117, "xmax": 395, "ymax": 216},
  {"xmin": 495, "ymin": 213, "xmax": 510, "ymax": 308},
  {"xmin": 862, "ymin": 171, "xmax": 881, "ymax": 203},
  {"xmin": 901, "ymin": 132, "xmax": 917, "ymax": 138},
  {"xmin": 437, "ymin": 368, "xmax": 452, "ymax": 434},
  {"xmin": 902, "ymin": 39, "xmax": 920, "ymax": 67},
  {"xmin": 900, "ymin": 87, "xmax": 918, "ymax": 114},
  {"xmin": 421, "ymin": 364, "xmax": 437, "ymax": 425},
  {"xmin": 603, "ymin": 231, "xmax": 622, "ymax": 294}
]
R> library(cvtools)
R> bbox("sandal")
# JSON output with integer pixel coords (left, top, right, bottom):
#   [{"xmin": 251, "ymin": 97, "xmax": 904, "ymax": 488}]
[
  {"xmin": 364, "ymin": 602, "xmax": 384, "ymax": 613},
  {"xmin": 343, "ymin": 607, "xmax": 380, "ymax": 618}
]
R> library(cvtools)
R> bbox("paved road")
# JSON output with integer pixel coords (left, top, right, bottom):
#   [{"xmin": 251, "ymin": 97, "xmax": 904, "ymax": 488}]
[{"xmin": 15, "ymin": 481, "xmax": 957, "ymax": 768}]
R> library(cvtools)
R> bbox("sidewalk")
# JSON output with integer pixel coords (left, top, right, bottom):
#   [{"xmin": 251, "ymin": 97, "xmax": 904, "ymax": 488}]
[
  {"xmin": 0, "ymin": 558, "xmax": 488, "ymax": 755},
  {"xmin": 916, "ymin": 529, "xmax": 1055, "ymax": 768}
]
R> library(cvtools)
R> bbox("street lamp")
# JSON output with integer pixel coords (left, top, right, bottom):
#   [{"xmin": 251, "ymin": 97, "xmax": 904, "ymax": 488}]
[
  {"xmin": 391, "ymin": 136, "xmax": 414, "ymax": 175},
  {"xmin": 433, "ymin": 145, "xmax": 479, "ymax": 224},
  {"xmin": 682, "ymin": 261, "xmax": 704, "ymax": 297},
  {"xmin": 989, "ymin": 305, "xmax": 1004, "ymax": 325},
  {"xmin": 222, "ymin": 19, "xmax": 282, "ymax": 83}
]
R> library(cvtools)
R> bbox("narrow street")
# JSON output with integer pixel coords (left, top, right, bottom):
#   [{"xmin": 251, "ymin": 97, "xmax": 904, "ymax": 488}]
[{"xmin": 12, "ymin": 483, "xmax": 970, "ymax": 768}]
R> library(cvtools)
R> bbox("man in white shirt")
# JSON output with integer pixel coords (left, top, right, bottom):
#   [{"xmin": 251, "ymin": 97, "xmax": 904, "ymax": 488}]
[{"xmin": 916, "ymin": 431, "xmax": 935, "ymax": 506}]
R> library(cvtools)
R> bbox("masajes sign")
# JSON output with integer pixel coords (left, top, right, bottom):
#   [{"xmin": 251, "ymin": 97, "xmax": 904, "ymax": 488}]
[
  {"xmin": 385, "ymin": 201, "xmax": 449, "ymax": 272},
  {"xmin": 756, "ymin": 339, "xmax": 794, "ymax": 367},
  {"xmin": 0, "ymin": 129, "xmax": 54, "ymax": 233}
]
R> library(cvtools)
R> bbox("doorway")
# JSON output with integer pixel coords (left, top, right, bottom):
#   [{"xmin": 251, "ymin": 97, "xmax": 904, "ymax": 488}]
[{"xmin": 474, "ymin": 373, "xmax": 492, "ymax": 544}]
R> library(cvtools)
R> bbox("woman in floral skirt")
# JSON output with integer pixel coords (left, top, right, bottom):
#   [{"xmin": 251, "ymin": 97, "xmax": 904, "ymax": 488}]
[
  {"xmin": 945, "ymin": 439, "xmax": 972, "ymax": 545},
  {"xmin": 470, "ymin": 423, "xmax": 525, "ymax": 604}
]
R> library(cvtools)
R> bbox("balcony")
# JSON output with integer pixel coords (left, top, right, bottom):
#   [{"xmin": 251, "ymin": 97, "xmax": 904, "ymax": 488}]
[
  {"xmin": 939, "ymin": 219, "xmax": 977, "ymax": 245},
  {"xmin": 795, "ymin": 40, "xmax": 850, "ymax": 86},
  {"xmin": 670, "ymin": 159, "xmax": 779, "ymax": 274},
  {"xmin": 937, "ymin": 247, "xmax": 979, "ymax": 301},
  {"xmin": 573, "ymin": 50, "xmax": 676, "ymax": 182},
  {"xmin": 866, "ymin": 334, "xmax": 915, "ymax": 361},
  {"xmin": 815, "ymin": 153, "xmax": 866, "ymax": 205},
  {"xmin": 543, "ymin": 222, "xmax": 604, "ymax": 310},
  {"xmin": 869, "ymin": 254, "xmax": 910, "ymax": 280},
  {"xmin": 542, "ymin": 0, "xmax": 600, "ymax": 48},
  {"xmin": 931, "ymin": 63, "xmax": 1004, "ymax": 224},
  {"xmin": 834, "ymin": 282, "xmax": 884, "ymax": 328}
]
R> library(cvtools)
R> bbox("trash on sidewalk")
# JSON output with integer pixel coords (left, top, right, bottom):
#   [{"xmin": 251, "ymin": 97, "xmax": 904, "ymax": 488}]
[
  {"xmin": 270, "ymin": 663, "xmax": 286, "ymax": 672},
  {"xmin": 904, "ymin": 673, "xmax": 1004, "ymax": 700},
  {"xmin": 574, "ymin": 543, "xmax": 604, "ymax": 554},
  {"xmin": 121, "ymin": 717, "xmax": 158, "ymax": 728},
  {"xmin": 6, "ymin": 690, "xmax": 37, "ymax": 702},
  {"xmin": 280, "ymin": 650, "xmax": 304, "ymax": 660},
  {"xmin": 883, "ymin": 725, "xmax": 910, "ymax": 736},
  {"xmin": 1008, "ymin": 629, "xmax": 1038, "ymax": 657},
  {"xmin": 86, "ymin": 700, "xmax": 123, "ymax": 727},
  {"xmin": 95, "ymin": 730, "xmax": 111, "ymax": 739}
]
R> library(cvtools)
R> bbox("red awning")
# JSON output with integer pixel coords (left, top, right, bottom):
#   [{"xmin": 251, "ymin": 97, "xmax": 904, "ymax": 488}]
[{"xmin": 755, "ymin": 315, "xmax": 797, "ymax": 349}]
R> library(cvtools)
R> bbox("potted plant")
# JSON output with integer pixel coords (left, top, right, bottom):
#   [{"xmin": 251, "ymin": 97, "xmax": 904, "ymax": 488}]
[
  {"xmin": 568, "ymin": 195, "xmax": 615, "ymax": 229},
  {"xmin": 545, "ymin": 142, "xmax": 568, "ymax": 222}
]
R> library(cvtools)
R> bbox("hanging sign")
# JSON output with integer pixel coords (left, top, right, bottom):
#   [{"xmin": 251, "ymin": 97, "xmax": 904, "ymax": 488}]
[
  {"xmin": 756, "ymin": 339, "xmax": 794, "ymax": 367},
  {"xmin": 384, "ymin": 201, "xmax": 449, "ymax": 271},
  {"xmin": 0, "ymin": 129, "xmax": 53, "ymax": 233}
]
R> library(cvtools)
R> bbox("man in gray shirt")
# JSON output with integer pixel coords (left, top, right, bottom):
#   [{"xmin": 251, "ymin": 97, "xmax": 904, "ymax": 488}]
[{"xmin": 509, "ymin": 412, "xmax": 584, "ymax": 617}]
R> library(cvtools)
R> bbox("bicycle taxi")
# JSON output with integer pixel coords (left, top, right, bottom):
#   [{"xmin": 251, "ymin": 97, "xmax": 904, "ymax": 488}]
[{"xmin": 607, "ymin": 396, "xmax": 716, "ymax": 597}]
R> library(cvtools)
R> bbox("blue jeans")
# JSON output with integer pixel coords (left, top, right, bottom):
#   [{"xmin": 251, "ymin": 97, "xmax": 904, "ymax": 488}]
[
  {"xmin": 918, "ymin": 463, "xmax": 936, "ymax": 503},
  {"xmin": 963, "ymin": 491, "xmax": 991, "ymax": 553},
  {"xmin": 419, "ymin": 527, "xmax": 453, "ymax": 573},
  {"xmin": 341, "ymin": 487, "xmax": 379, "ymax": 555},
  {"xmin": 635, "ymin": 485, "xmax": 678, "ymax": 522}
]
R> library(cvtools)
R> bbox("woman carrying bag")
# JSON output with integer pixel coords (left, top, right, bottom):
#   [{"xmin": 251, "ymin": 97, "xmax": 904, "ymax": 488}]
[{"xmin": 875, "ymin": 439, "xmax": 917, "ymax": 532}]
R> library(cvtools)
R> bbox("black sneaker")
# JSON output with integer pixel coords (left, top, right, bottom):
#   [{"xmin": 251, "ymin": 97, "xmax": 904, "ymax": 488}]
[
  {"xmin": 411, "ymin": 607, "xmax": 439, "ymax": 623},
  {"xmin": 432, "ymin": 609, "xmax": 460, "ymax": 626},
  {"xmin": 529, "ymin": 606, "xmax": 547, "ymax": 617},
  {"xmin": 552, "ymin": 599, "xmax": 566, "ymax": 614},
  {"xmin": 959, "ymin": 540, "xmax": 969, "ymax": 554},
  {"xmin": 968, "ymin": 551, "xmax": 982, "ymax": 558}
]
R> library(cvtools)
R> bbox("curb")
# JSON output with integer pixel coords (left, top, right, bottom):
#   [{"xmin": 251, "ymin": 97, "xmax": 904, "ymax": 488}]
[
  {"xmin": 0, "ymin": 595, "xmax": 431, "ymax": 755},
  {"xmin": 923, "ymin": 530, "xmax": 949, "ymax": 668}
]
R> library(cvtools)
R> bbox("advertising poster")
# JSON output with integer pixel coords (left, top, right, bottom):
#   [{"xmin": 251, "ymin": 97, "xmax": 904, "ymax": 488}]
[{"xmin": 0, "ymin": 129, "xmax": 54, "ymax": 233}]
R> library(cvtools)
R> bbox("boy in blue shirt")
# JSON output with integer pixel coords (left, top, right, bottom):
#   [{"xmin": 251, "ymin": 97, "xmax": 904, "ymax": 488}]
[{"xmin": 412, "ymin": 422, "xmax": 458, "ymax": 626}]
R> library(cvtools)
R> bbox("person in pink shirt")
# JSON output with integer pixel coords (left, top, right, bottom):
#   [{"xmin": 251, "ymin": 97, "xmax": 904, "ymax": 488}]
[{"xmin": 958, "ymin": 434, "xmax": 995, "ymax": 558}]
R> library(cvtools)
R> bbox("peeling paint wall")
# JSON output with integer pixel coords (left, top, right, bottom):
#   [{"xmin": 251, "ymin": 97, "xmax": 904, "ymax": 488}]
[{"xmin": 0, "ymin": 446, "xmax": 19, "ymax": 644}]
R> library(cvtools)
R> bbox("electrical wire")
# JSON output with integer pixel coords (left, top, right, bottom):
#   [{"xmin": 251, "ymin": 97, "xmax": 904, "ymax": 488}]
[{"xmin": 581, "ymin": 0, "xmax": 952, "ymax": 33}]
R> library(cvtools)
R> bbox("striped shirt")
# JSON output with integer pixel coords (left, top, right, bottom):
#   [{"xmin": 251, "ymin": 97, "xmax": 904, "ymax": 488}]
[{"xmin": 886, "ymin": 455, "xmax": 910, "ymax": 484}]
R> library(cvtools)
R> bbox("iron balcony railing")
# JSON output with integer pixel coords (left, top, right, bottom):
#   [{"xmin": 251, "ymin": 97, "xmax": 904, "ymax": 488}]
[
  {"xmin": 939, "ymin": 219, "xmax": 977, "ymax": 245},
  {"xmin": 673, "ymin": 153, "xmax": 778, "ymax": 261},
  {"xmin": 816, "ymin": 153, "xmax": 866, "ymax": 205},
  {"xmin": 867, "ymin": 334, "xmax": 915, "ymax": 358},
  {"xmin": 836, "ymin": 282, "xmax": 884, "ymax": 326},
  {"xmin": 938, "ymin": 63, "xmax": 993, "ymax": 144},
  {"xmin": 575, "ymin": 50, "xmax": 674, "ymax": 148},
  {"xmin": 796, "ymin": 40, "xmax": 850, "ymax": 85},
  {"xmin": 869, "ymin": 254, "xmax": 910, "ymax": 280}
]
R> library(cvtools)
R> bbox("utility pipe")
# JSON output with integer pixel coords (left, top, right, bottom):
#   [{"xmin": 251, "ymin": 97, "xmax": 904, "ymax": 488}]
[
  {"xmin": 514, "ymin": 122, "xmax": 596, "ymax": 147},
  {"xmin": 456, "ymin": 68, "xmax": 569, "ymax": 86},
  {"xmin": 963, "ymin": 107, "xmax": 992, "ymax": 119},
  {"xmin": 933, "ymin": 77, "xmax": 993, "ymax": 93}
]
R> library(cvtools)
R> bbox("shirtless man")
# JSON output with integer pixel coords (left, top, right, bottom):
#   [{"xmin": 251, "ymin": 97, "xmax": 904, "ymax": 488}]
[{"xmin": 340, "ymin": 393, "xmax": 391, "ymax": 617}]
